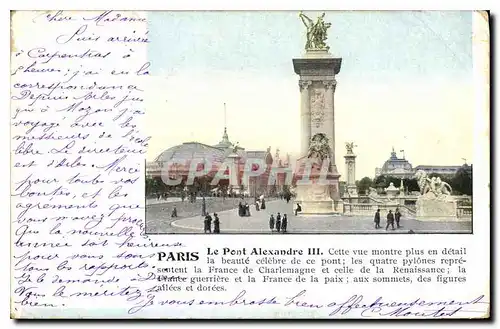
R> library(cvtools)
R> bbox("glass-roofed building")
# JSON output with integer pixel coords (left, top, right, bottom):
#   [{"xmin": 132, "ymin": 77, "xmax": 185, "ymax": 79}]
[{"xmin": 147, "ymin": 127, "xmax": 289, "ymax": 197}]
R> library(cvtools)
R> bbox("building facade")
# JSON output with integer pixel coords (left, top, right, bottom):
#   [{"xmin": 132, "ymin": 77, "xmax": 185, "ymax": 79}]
[
  {"xmin": 375, "ymin": 148, "xmax": 414, "ymax": 179},
  {"xmin": 413, "ymin": 165, "xmax": 471, "ymax": 176},
  {"xmin": 375, "ymin": 148, "xmax": 472, "ymax": 179},
  {"xmin": 146, "ymin": 127, "xmax": 289, "ymax": 197}
]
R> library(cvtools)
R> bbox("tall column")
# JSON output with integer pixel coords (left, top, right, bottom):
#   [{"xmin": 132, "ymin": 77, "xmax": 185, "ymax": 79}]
[
  {"xmin": 322, "ymin": 79, "xmax": 337, "ymax": 163},
  {"xmin": 299, "ymin": 80, "xmax": 312, "ymax": 156},
  {"xmin": 227, "ymin": 154, "xmax": 241, "ymax": 189},
  {"xmin": 293, "ymin": 53, "xmax": 342, "ymax": 213},
  {"xmin": 344, "ymin": 153, "xmax": 358, "ymax": 197}
]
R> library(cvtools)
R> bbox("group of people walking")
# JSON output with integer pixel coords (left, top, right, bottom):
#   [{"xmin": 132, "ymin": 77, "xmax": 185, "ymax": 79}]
[
  {"xmin": 374, "ymin": 208, "xmax": 402, "ymax": 230},
  {"xmin": 255, "ymin": 198, "xmax": 266, "ymax": 211},
  {"xmin": 204, "ymin": 213, "xmax": 220, "ymax": 234},
  {"xmin": 238, "ymin": 202, "xmax": 251, "ymax": 217},
  {"xmin": 269, "ymin": 212, "xmax": 288, "ymax": 233}
]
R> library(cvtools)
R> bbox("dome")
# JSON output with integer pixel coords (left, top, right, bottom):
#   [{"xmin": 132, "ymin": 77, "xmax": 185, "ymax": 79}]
[
  {"xmin": 154, "ymin": 142, "xmax": 226, "ymax": 165},
  {"xmin": 213, "ymin": 127, "xmax": 233, "ymax": 149}
]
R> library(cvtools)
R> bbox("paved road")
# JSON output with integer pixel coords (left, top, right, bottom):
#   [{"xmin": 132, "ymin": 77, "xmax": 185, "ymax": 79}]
[
  {"xmin": 146, "ymin": 199, "xmax": 472, "ymax": 234},
  {"xmin": 145, "ymin": 197, "xmax": 261, "ymax": 233}
]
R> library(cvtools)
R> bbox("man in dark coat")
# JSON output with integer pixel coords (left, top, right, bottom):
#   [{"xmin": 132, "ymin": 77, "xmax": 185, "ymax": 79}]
[
  {"xmin": 204, "ymin": 214, "xmax": 213, "ymax": 233},
  {"xmin": 171, "ymin": 206, "xmax": 178, "ymax": 218},
  {"xmin": 261, "ymin": 199, "xmax": 266, "ymax": 210},
  {"xmin": 238, "ymin": 202, "xmax": 243, "ymax": 217},
  {"xmin": 269, "ymin": 214, "xmax": 275, "ymax": 232},
  {"xmin": 203, "ymin": 215, "xmax": 210, "ymax": 233},
  {"xmin": 374, "ymin": 208, "xmax": 381, "ymax": 229},
  {"xmin": 281, "ymin": 214, "xmax": 288, "ymax": 233},
  {"xmin": 213, "ymin": 213, "xmax": 220, "ymax": 234},
  {"xmin": 295, "ymin": 203, "xmax": 302, "ymax": 216},
  {"xmin": 395, "ymin": 208, "xmax": 402, "ymax": 228},
  {"xmin": 386, "ymin": 210, "xmax": 395, "ymax": 230},
  {"xmin": 276, "ymin": 213, "xmax": 282, "ymax": 232}
]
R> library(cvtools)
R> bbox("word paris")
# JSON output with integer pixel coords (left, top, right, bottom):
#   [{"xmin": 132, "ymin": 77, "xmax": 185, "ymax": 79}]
[{"xmin": 160, "ymin": 158, "xmax": 334, "ymax": 186}]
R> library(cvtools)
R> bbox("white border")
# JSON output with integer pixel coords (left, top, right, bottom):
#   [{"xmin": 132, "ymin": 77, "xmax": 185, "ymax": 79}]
[{"xmin": 2, "ymin": 1, "xmax": 496, "ymax": 327}]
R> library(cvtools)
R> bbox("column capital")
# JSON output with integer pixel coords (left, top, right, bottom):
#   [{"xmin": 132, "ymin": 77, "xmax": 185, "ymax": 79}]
[
  {"xmin": 299, "ymin": 80, "xmax": 312, "ymax": 91},
  {"xmin": 322, "ymin": 79, "xmax": 337, "ymax": 91}
]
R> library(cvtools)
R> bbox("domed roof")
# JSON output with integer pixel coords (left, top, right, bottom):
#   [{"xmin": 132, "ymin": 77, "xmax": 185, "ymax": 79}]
[
  {"xmin": 154, "ymin": 142, "xmax": 226, "ymax": 164},
  {"xmin": 213, "ymin": 127, "xmax": 233, "ymax": 149}
]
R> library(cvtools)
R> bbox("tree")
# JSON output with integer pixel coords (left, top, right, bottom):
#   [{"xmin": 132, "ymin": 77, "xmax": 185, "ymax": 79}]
[
  {"xmin": 356, "ymin": 177, "xmax": 373, "ymax": 195},
  {"xmin": 145, "ymin": 177, "xmax": 154, "ymax": 195},
  {"xmin": 282, "ymin": 185, "xmax": 292, "ymax": 198},
  {"xmin": 372, "ymin": 175, "xmax": 420, "ymax": 193},
  {"xmin": 451, "ymin": 165, "xmax": 472, "ymax": 195},
  {"xmin": 403, "ymin": 178, "xmax": 419, "ymax": 193},
  {"xmin": 372, "ymin": 175, "xmax": 389, "ymax": 190}
]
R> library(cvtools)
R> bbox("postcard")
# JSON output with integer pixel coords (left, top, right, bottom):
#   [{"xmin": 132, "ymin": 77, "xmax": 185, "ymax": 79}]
[{"xmin": 10, "ymin": 10, "xmax": 490, "ymax": 319}]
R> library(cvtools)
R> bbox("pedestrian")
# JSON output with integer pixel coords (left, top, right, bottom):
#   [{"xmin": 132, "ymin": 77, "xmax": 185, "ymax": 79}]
[
  {"xmin": 201, "ymin": 197, "xmax": 207, "ymax": 216},
  {"xmin": 261, "ymin": 199, "xmax": 266, "ymax": 210},
  {"xmin": 395, "ymin": 207, "xmax": 402, "ymax": 228},
  {"xmin": 276, "ymin": 213, "xmax": 282, "ymax": 233},
  {"xmin": 204, "ymin": 213, "xmax": 213, "ymax": 233},
  {"xmin": 374, "ymin": 208, "xmax": 381, "ymax": 229},
  {"xmin": 255, "ymin": 200, "xmax": 260, "ymax": 211},
  {"xmin": 238, "ymin": 202, "xmax": 243, "ymax": 217},
  {"xmin": 281, "ymin": 214, "xmax": 288, "ymax": 233},
  {"xmin": 294, "ymin": 203, "xmax": 302, "ymax": 216},
  {"xmin": 171, "ymin": 206, "xmax": 178, "ymax": 218},
  {"xmin": 213, "ymin": 213, "xmax": 220, "ymax": 234},
  {"xmin": 269, "ymin": 214, "xmax": 275, "ymax": 233},
  {"xmin": 203, "ymin": 215, "xmax": 210, "ymax": 233},
  {"xmin": 245, "ymin": 203, "xmax": 251, "ymax": 217},
  {"xmin": 386, "ymin": 210, "xmax": 395, "ymax": 230}
]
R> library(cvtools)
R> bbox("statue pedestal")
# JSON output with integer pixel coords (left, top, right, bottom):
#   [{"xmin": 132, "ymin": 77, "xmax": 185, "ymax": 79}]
[
  {"xmin": 303, "ymin": 48, "xmax": 332, "ymax": 58},
  {"xmin": 294, "ymin": 157, "xmax": 342, "ymax": 215},
  {"xmin": 416, "ymin": 194, "xmax": 458, "ymax": 221},
  {"xmin": 346, "ymin": 185, "xmax": 358, "ymax": 197}
]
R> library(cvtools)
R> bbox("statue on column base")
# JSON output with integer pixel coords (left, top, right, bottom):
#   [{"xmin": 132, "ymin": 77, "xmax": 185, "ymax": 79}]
[
  {"xmin": 414, "ymin": 170, "xmax": 458, "ymax": 221},
  {"xmin": 294, "ymin": 133, "xmax": 342, "ymax": 215},
  {"xmin": 346, "ymin": 185, "xmax": 358, "ymax": 197}
]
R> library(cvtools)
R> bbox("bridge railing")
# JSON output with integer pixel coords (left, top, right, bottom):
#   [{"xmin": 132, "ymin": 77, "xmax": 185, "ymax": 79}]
[
  {"xmin": 457, "ymin": 206, "xmax": 472, "ymax": 218},
  {"xmin": 342, "ymin": 203, "xmax": 416, "ymax": 218}
]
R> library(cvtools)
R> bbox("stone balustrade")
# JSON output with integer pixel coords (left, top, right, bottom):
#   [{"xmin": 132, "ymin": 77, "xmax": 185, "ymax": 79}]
[
  {"xmin": 342, "ymin": 202, "xmax": 416, "ymax": 218},
  {"xmin": 457, "ymin": 206, "xmax": 472, "ymax": 218}
]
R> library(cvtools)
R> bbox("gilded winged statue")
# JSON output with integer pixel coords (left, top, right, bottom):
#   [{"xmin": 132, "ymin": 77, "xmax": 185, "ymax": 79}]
[
  {"xmin": 299, "ymin": 12, "xmax": 332, "ymax": 50},
  {"xmin": 345, "ymin": 142, "xmax": 357, "ymax": 154}
]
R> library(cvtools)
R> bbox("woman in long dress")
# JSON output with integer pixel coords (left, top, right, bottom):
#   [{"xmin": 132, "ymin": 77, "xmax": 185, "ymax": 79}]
[
  {"xmin": 213, "ymin": 213, "xmax": 220, "ymax": 234},
  {"xmin": 269, "ymin": 214, "xmax": 275, "ymax": 232},
  {"xmin": 281, "ymin": 214, "xmax": 288, "ymax": 233}
]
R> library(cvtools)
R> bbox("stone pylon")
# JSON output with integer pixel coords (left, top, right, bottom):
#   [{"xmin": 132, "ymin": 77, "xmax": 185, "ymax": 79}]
[
  {"xmin": 344, "ymin": 150, "xmax": 358, "ymax": 197},
  {"xmin": 293, "ymin": 49, "xmax": 343, "ymax": 214}
]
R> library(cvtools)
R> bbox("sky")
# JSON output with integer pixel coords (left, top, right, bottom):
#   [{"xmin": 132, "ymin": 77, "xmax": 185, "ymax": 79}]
[{"xmin": 145, "ymin": 11, "xmax": 474, "ymax": 178}]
